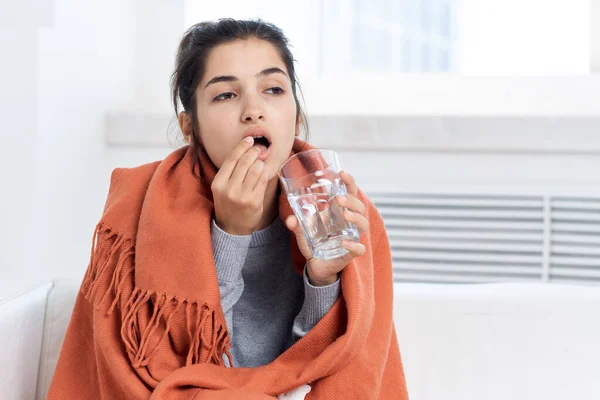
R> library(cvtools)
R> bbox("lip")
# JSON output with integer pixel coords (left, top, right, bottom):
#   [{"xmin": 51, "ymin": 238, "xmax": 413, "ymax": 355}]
[
  {"xmin": 257, "ymin": 144, "xmax": 272, "ymax": 161},
  {"xmin": 242, "ymin": 127, "xmax": 272, "ymax": 146}
]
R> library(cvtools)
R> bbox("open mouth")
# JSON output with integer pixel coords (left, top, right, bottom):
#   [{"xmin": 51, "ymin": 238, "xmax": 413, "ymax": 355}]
[
  {"xmin": 252, "ymin": 136, "xmax": 271, "ymax": 151},
  {"xmin": 251, "ymin": 136, "xmax": 272, "ymax": 162}
]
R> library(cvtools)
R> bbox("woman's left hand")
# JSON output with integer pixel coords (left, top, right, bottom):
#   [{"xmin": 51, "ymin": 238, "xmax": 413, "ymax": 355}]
[{"xmin": 285, "ymin": 170, "xmax": 369, "ymax": 286}]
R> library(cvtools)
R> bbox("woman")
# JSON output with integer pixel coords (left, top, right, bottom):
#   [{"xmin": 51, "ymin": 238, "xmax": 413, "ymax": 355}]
[{"xmin": 48, "ymin": 19, "xmax": 409, "ymax": 399}]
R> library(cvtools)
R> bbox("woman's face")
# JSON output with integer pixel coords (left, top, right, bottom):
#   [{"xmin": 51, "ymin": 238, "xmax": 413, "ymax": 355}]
[{"xmin": 193, "ymin": 38, "xmax": 298, "ymax": 180}]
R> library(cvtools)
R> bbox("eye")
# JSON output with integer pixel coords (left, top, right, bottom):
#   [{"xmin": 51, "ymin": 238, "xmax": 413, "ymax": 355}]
[
  {"xmin": 265, "ymin": 87, "xmax": 284, "ymax": 95},
  {"xmin": 214, "ymin": 92, "xmax": 236, "ymax": 101}
]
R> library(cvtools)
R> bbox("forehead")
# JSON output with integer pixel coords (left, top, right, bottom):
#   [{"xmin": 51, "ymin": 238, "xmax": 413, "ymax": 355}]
[{"xmin": 202, "ymin": 38, "xmax": 288, "ymax": 83}]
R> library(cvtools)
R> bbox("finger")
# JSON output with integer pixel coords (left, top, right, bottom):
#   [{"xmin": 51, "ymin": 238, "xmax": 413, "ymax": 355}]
[
  {"xmin": 285, "ymin": 215, "xmax": 298, "ymax": 231},
  {"xmin": 215, "ymin": 137, "xmax": 255, "ymax": 182},
  {"xmin": 286, "ymin": 215, "xmax": 306, "ymax": 239},
  {"xmin": 252, "ymin": 167, "xmax": 269, "ymax": 195},
  {"xmin": 336, "ymin": 194, "xmax": 365, "ymax": 215},
  {"xmin": 341, "ymin": 240, "xmax": 366, "ymax": 259},
  {"xmin": 242, "ymin": 158, "xmax": 265, "ymax": 192},
  {"xmin": 343, "ymin": 210, "xmax": 369, "ymax": 234},
  {"xmin": 230, "ymin": 146, "xmax": 261, "ymax": 187},
  {"xmin": 285, "ymin": 215, "xmax": 313, "ymax": 260},
  {"xmin": 340, "ymin": 170, "xmax": 358, "ymax": 196}
]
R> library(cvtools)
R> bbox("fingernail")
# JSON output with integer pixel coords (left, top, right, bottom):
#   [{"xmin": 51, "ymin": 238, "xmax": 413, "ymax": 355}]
[
  {"xmin": 338, "ymin": 195, "xmax": 346, "ymax": 202},
  {"xmin": 244, "ymin": 137, "xmax": 254, "ymax": 143}
]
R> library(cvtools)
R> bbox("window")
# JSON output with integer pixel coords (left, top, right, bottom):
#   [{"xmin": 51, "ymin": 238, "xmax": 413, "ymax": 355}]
[
  {"xmin": 320, "ymin": 0, "xmax": 591, "ymax": 75},
  {"xmin": 321, "ymin": 0, "xmax": 456, "ymax": 73}
]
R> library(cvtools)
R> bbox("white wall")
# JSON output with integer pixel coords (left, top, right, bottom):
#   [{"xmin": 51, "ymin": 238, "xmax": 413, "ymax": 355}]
[
  {"xmin": 0, "ymin": 0, "xmax": 179, "ymax": 293},
  {"xmin": 31, "ymin": 0, "xmax": 126, "ymax": 286},
  {"xmin": 0, "ymin": 3, "xmax": 42, "ymax": 290}
]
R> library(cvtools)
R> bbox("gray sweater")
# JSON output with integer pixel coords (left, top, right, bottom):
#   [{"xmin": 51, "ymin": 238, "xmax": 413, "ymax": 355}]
[{"xmin": 211, "ymin": 216, "xmax": 341, "ymax": 368}]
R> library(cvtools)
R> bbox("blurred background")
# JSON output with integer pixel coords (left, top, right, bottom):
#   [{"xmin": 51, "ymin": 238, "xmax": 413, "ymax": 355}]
[{"xmin": 1, "ymin": 1, "xmax": 600, "ymax": 399}]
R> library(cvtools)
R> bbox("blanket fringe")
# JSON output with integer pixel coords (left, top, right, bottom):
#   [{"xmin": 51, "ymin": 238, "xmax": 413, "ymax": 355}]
[{"xmin": 80, "ymin": 222, "xmax": 234, "ymax": 369}]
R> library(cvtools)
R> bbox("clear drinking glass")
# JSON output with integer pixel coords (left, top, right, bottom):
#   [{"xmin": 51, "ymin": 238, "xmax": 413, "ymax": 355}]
[{"xmin": 278, "ymin": 149, "xmax": 360, "ymax": 260}]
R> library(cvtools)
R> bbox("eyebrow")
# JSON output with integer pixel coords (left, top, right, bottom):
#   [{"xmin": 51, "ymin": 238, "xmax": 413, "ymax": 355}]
[{"xmin": 204, "ymin": 67, "xmax": 288, "ymax": 89}]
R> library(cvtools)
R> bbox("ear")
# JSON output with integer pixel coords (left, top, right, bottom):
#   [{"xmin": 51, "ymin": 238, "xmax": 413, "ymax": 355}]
[{"xmin": 178, "ymin": 112, "xmax": 193, "ymax": 144}]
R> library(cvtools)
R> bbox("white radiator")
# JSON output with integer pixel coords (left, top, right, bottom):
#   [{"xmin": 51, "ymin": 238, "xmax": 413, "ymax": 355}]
[{"xmin": 369, "ymin": 192, "xmax": 600, "ymax": 285}]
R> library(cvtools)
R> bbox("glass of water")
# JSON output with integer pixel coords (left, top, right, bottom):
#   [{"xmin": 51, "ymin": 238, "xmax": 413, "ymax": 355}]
[{"xmin": 278, "ymin": 149, "xmax": 360, "ymax": 260}]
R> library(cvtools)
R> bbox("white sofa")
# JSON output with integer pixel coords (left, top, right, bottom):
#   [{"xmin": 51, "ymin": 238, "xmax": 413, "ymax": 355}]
[
  {"xmin": 1, "ymin": 279, "xmax": 599, "ymax": 400},
  {"xmin": 0, "ymin": 279, "xmax": 80, "ymax": 400},
  {"xmin": 393, "ymin": 282, "xmax": 600, "ymax": 399}
]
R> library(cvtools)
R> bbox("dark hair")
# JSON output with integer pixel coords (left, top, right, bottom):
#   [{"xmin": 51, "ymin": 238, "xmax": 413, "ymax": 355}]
[{"xmin": 171, "ymin": 18, "xmax": 310, "ymax": 178}]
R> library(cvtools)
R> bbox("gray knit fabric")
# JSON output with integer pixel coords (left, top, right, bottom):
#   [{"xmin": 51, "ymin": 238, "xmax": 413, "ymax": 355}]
[{"xmin": 211, "ymin": 216, "xmax": 341, "ymax": 368}]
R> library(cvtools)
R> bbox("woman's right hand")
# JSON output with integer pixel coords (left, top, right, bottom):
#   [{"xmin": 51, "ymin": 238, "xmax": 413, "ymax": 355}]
[{"xmin": 210, "ymin": 137, "xmax": 269, "ymax": 236}]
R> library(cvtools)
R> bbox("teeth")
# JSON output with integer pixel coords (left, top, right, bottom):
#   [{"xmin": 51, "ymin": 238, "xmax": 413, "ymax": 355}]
[{"xmin": 248, "ymin": 135, "xmax": 269, "ymax": 144}]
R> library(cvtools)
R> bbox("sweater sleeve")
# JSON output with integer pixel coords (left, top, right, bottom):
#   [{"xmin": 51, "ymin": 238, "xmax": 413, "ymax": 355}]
[
  {"xmin": 291, "ymin": 265, "xmax": 341, "ymax": 343},
  {"xmin": 210, "ymin": 218, "xmax": 252, "ymax": 340}
]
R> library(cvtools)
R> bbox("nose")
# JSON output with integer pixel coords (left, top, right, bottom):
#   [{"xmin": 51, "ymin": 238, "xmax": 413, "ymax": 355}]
[{"xmin": 241, "ymin": 95, "xmax": 265, "ymax": 122}]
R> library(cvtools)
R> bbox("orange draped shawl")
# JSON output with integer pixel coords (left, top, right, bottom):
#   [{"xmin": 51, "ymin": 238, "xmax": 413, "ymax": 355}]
[{"xmin": 48, "ymin": 139, "xmax": 409, "ymax": 399}]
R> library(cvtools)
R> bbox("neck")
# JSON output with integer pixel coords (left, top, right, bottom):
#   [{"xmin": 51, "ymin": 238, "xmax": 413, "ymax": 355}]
[{"xmin": 255, "ymin": 177, "xmax": 281, "ymax": 231}]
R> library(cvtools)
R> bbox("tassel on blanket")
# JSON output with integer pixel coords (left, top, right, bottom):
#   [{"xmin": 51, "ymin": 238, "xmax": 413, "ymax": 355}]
[{"xmin": 80, "ymin": 222, "xmax": 233, "ymax": 369}]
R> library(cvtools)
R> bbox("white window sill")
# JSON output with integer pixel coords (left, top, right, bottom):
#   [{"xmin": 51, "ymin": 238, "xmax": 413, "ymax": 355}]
[
  {"xmin": 106, "ymin": 75, "xmax": 600, "ymax": 153},
  {"xmin": 106, "ymin": 114, "xmax": 600, "ymax": 154}
]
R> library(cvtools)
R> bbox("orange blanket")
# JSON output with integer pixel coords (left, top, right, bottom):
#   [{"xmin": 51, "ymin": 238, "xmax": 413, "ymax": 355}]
[{"xmin": 48, "ymin": 139, "xmax": 409, "ymax": 399}]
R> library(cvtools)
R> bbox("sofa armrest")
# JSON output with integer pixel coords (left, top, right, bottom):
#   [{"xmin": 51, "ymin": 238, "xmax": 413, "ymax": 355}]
[
  {"xmin": 0, "ymin": 282, "xmax": 53, "ymax": 400},
  {"xmin": 36, "ymin": 278, "xmax": 80, "ymax": 400}
]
